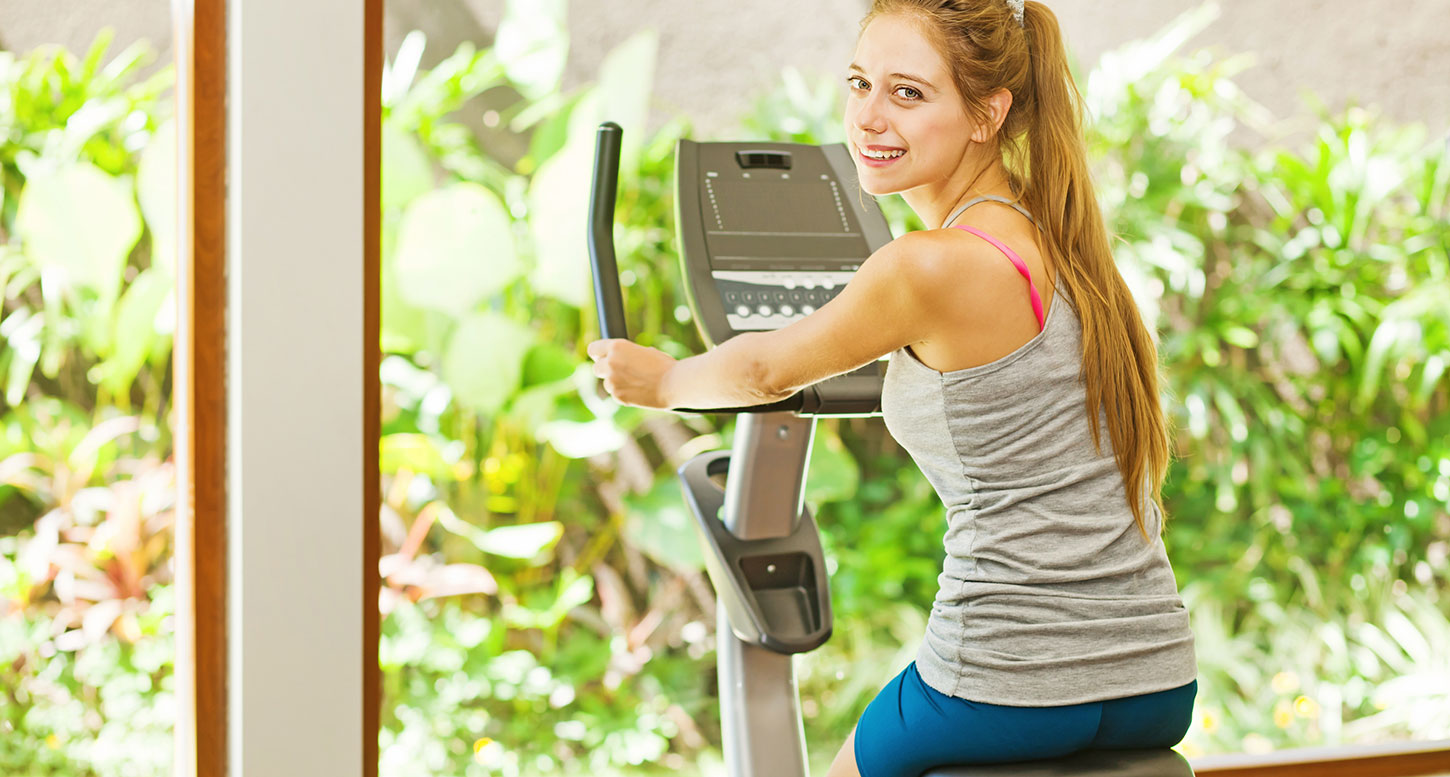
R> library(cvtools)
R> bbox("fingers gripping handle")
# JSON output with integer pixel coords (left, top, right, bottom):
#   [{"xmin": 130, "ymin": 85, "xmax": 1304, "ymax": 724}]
[{"xmin": 588, "ymin": 122, "xmax": 629, "ymax": 341}]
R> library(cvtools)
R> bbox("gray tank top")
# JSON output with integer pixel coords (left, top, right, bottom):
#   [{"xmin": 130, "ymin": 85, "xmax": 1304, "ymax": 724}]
[{"xmin": 881, "ymin": 198, "xmax": 1197, "ymax": 705}]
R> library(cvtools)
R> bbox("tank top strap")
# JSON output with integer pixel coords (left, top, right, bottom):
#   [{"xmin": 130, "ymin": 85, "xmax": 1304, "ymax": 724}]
[
  {"xmin": 939, "ymin": 194, "xmax": 1039, "ymax": 231},
  {"xmin": 950, "ymin": 225, "xmax": 1046, "ymax": 333}
]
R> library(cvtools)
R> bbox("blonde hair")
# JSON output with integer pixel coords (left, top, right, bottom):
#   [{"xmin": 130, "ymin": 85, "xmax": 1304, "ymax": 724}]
[{"xmin": 863, "ymin": 0, "xmax": 1172, "ymax": 536}]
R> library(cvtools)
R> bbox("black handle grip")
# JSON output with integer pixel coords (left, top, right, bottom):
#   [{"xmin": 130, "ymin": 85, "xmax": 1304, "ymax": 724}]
[{"xmin": 588, "ymin": 122, "xmax": 629, "ymax": 341}]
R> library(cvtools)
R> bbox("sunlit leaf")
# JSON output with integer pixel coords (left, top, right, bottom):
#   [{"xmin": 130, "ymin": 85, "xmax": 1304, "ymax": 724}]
[
  {"xmin": 494, "ymin": 0, "xmax": 567, "ymax": 100},
  {"xmin": 535, "ymin": 417, "xmax": 627, "ymax": 459},
  {"xmin": 1222, "ymin": 325, "xmax": 1259, "ymax": 349},
  {"xmin": 440, "ymin": 311, "xmax": 535, "ymax": 414},
  {"xmin": 380, "ymin": 247, "xmax": 440, "ymax": 356},
  {"xmin": 97, "ymin": 267, "xmax": 171, "ymax": 397},
  {"xmin": 522, "ymin": 342, "xmax": 577, "ymax": 387},
  {"xmin": 527, "ymin": 130, "xmax": 593, "ymax": 307},
  {"xmin": 434, "ymin": 507, "xmax": 563, "ymax": 561},
  {"xmin": 622, "ymin": 476, "xmax": 702, "ymax": 572},
  {"xmin": 135, "ymin": 119, "xmax": 176, "ymax": 276},
  {"xmin": 501, "ymin": 569, "xmax": 594, "ymax": 629},
  {"xmin": 15, "ymin": 161, "xmax": 142, "ymax": 307},
  {"xmin": 382, "ymin": 119, "xmax": 433, "ymax": 214},
  {"xmin": 476, "ymin": 522, "xmax": 564, "ymax": 559},
  {"xmin": 394, "ymin": 183, "xmax": 518, "ymax": 315},
  {"xmin": 0, "ymin": 308, "xmax": 43, "ymax": 406},
  {"xmin": 380, "ymin": 433, "xmax": 454, "ymax": 479}
]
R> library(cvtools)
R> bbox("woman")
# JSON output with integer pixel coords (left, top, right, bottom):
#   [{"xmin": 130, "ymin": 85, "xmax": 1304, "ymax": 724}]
[{"xmin": 587, "ymin": 2, "xmax": 1198, "ymax": 775}]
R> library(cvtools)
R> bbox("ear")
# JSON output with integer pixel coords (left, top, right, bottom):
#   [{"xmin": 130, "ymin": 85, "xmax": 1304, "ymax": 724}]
[{"xmin": 970, "ymin": 87, "xmax": 1014, "ymax": 143}]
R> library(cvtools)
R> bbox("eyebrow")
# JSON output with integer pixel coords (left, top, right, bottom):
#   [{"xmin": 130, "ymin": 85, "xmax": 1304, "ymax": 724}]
[{"xmin": 848, "ymin": 63, "xmax": 935, "ymax": 89}]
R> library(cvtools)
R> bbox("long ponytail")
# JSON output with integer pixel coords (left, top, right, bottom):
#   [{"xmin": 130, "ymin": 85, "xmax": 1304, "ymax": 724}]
[
  {"xmin": 863, "ymin": 0, "xmax": 1173, "ymax": 536},
  {"xmin": 1017, "ymin": 2, "xmax": 1171, "ymax": 536}
]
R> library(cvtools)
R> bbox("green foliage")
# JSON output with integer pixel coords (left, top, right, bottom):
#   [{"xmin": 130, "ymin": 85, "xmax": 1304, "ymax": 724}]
[
  {"xmin": 2, "ymin": 6, "xmax": 1447, "ymax": 777},
  {"xmin": 0, "ymin": 30, "xmax": 175, "ymax": 415},
  {"xmin": 375, "ymin": 12, "xmax": 720, "ymax": 774},
  {"xmin": 0, "ymin": 31, "xmax": 176, "ymax": 777},
  {"xmin": 1083, "ymin": 9, "xmax": 1450, "ymax": 754},
  {"xmin": 375, "ymin": 4, "xmax": 1450, "ymax": 772}
]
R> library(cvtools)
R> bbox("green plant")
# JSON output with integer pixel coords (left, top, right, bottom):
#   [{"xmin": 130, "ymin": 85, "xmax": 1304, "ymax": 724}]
[
  {"xmin": 7, "ymin": 4, "xmax": 1447, "ymax": 775},
  {"xmin": 372, "ymin": 4, "xmax": 1450, "ymax": 770},
  {"xmin": 1082, "ymin": 4, "xmax": 1450, "ymax": 754},
  {"xmin": 0, "ymin": 31, "xmax": 176, "ymax": 777},
  {"xmin": 375, "ymin": 2, "xmax": 727, "ymax": 772}
]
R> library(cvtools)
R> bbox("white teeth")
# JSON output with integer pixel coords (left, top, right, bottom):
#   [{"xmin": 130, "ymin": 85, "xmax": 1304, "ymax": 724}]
[{"xmin": 862, "ymin": 148, "xmax": 905, "ymax": 160}]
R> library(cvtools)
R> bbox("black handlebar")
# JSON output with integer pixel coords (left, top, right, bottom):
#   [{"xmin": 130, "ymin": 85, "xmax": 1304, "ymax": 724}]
[
  {"xmin": 585, "ymin": 122, "xmax": 804, "ymax": 415},
  {"xmin": 588, "ymin": 122, "xmax": 630, "ymax": 341}
]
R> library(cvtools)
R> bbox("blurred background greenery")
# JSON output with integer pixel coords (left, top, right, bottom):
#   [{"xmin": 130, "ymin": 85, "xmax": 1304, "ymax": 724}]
[{"xmin": 1, "ymin": 1, "xmax": 1448, "ymax": 775}]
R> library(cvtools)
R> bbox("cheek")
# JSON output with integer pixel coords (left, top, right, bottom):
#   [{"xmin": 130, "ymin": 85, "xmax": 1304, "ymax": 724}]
[{"xmin": 916, "ymin": 114, "xmax": 971, "ymax": 157}]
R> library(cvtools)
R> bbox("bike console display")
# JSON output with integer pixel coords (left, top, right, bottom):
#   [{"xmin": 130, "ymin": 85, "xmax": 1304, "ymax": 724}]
[{"xmin": 674, "ymin": 139, "xmax": 894, "ymax": 416}]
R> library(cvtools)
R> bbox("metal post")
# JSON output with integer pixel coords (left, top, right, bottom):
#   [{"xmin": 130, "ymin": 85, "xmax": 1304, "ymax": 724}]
[{"xmin": 719, "ymin": 412, "xmax": 816, "ymax": 777}]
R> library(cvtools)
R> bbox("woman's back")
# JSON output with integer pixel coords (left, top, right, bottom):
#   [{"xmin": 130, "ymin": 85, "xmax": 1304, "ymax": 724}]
[{"xmin": 881, "ymin": 242, "xmax": 1197, "ymax": 706}]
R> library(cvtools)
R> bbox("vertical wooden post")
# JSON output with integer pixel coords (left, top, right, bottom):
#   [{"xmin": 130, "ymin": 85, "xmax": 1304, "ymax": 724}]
[
  {"xmin": 364, "ymin": 0, "xmax": 383, "ymax": 774},
  {"xmin": 172, "ymin": 0, "xmax": 228, "ymax": 774},
  {"xmin": 175, "ymin": 0, "xmax": 380, "ymax": 774}
]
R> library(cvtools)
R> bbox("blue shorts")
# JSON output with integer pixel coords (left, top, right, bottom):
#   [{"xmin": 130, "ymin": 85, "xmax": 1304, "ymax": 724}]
[{"xmin": 853, "ymin": 662, "xmax": 1197, "ymax": 777}]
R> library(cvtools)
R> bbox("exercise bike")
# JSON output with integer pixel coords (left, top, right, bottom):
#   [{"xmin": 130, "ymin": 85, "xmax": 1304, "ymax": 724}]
[{"xmin": 586, "ymin": 121, "xmax": 1193, "ymax": 777}]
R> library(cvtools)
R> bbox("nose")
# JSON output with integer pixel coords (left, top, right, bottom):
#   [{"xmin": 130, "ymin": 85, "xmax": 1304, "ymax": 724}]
[{"xmin": 850, "ymin": 89, "xmax": 888, "ymax": 136}]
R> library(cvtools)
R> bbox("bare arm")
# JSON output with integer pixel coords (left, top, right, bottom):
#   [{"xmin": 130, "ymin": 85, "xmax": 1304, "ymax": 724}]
[{"xmin": 589, "ymin": 231, "xmax": 969, "ymax": 410}]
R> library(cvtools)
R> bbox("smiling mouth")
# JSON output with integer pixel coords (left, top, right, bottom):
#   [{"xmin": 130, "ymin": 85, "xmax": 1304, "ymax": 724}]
[
  {"xmin": 859, "ymin": 147, "xmax": 906, "ymax": 160},
  {"xmin": 857, "ymin": 145, "xmax": 907, "ymax": 169}
]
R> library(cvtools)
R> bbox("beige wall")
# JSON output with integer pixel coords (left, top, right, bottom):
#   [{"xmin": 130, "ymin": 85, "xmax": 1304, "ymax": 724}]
[
  {"xmin": 552, "ymin": 0, "xmax": 1450, "ymax": 138},
  {"xmin": 1055, "ymin": 0, "xmax": 1450, "ymax": 137},
  {"xmin": 0, "ymin": 0, "xmax": 173, "ymax": 70},
  {"xmin": 2, "ymin": 0, "xmax": 1446, "ymax": 137}
]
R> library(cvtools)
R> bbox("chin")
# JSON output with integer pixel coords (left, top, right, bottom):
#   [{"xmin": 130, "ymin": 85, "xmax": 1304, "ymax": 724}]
[
  {"xmin": 856, "ymin": 172, "xmax": 901, "ymax": 197},
  {"xmin": 852, "ymin": 176, "xmax": 899, "ymax": 198}
]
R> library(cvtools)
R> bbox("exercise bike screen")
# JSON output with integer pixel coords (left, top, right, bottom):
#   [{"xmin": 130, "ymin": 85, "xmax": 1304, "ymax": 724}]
[{"xmin": 707, "ymin": 181, "xmax": 860, "ymax": 237}]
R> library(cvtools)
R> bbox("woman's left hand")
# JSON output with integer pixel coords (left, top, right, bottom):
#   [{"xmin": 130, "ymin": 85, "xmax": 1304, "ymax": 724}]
[{"xmin": 586, "ymin": 339, "xmax": 678, "ymax": 409}]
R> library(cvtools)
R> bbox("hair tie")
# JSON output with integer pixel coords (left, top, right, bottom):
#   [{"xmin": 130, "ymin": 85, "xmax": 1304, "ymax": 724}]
[{"xmin": 1007, "ymin": 0, "xmax": 1025, "ymax": 27}]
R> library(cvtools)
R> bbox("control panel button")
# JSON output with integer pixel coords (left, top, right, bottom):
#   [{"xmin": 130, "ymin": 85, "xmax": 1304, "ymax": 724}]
[
  {"xmin": 802, "ymin": 304, "xmax": 816, "ymax": 315},
  {"xmin": 756, "ymin": 304, "xmax": 772, "ymax": 317},
  {"xmin": 742, "ymin": 290, "xmax": 759, "ymax": 304},
  {"xmin": 735, "ymin": 305, "xmax": 751, "ymax": 317},
  {"xmin": 724, "ymin": 290, "xmax": 743, "ymax": 304}
]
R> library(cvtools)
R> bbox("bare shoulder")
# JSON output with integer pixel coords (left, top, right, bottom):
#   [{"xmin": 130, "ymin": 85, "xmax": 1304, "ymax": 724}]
[{"xmin": 866, "ymin": 228, "xmax": 1035, "ymax": 312}]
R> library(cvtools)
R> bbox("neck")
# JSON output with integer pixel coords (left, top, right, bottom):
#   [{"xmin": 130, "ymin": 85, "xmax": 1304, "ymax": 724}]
[{"xmin": 902, "ymin": 147, "xmax": 1016, "ymax": 230}]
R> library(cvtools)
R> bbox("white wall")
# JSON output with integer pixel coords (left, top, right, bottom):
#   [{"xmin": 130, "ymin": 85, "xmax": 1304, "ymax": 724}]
[{"xmin": 227, "ymin": 0, "xmax": 365, "ymax": 773}]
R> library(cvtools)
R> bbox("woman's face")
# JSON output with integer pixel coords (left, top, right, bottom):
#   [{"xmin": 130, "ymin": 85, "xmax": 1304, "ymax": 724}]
[{"xmin": 844, "ymin": 13, "xmax": 975, "ymax": 196}]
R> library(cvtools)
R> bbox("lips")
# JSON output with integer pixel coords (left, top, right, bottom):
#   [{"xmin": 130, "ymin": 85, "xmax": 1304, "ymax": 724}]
[{"xmin": 857, "ymin": 143, "xmax": 906, "ymax": 168}]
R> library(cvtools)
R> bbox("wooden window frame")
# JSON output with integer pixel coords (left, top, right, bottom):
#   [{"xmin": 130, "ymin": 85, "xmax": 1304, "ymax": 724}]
[
  {"xmin": 1193, "ymin": 739, "xmax": 1450, "ymax": 776},
  {"xmin": 173, "ymin": 0, "xmax": 381, "ymax": 775}
]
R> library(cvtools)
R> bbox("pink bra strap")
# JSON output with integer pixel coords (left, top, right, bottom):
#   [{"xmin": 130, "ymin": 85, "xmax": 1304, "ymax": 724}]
[{"xmin": 951, "ymin": 225, "xmax": 1045, "ymax": 332}]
